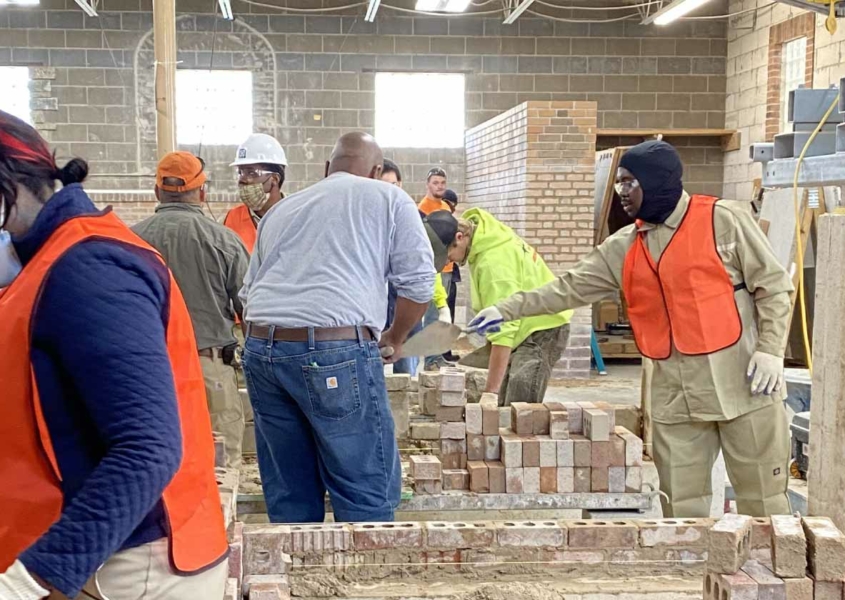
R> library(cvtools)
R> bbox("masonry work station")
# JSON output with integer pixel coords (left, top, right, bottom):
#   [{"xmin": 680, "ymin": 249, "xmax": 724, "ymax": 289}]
[{"xmin": 3, "ymin": 0, "xmax": 845, "ymax": 598}]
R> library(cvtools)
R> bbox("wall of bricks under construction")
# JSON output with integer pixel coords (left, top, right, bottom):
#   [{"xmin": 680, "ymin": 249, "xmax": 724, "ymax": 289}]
[
  {"xmin": 464, "ymin": 101, "xmax": 596, "ymax": 379},
  {"xmin": 0, "ymin": 0, "xmax": 731, "ymax": 221}
]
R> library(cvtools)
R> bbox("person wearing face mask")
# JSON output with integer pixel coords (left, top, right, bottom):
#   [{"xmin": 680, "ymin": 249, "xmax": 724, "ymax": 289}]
[
  {"xmin": 0, "ymin": 111, "xmax": 228, "ymax": 599},
  {"xmin": 443, "ymin": 209, "xmax": 573, "ymax": 407},
  {"xmin": 239, "ymin": 132, "xmax": 435, "ymax": 523},
  {"xmin": 133, "ymin": 152, "xmax": 250, "ymax": 470},
  {"xmin": 224, "ymin": 133, "xmax": 287, "ymax": 253},
  {"xmin": 470, "ymin": 140, "xmax": 794, "ymax": 518}
]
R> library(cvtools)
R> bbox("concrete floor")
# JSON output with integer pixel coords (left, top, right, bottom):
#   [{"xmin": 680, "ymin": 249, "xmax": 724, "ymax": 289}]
[{"xmin": 545, "ymin": 361, "xmax": 642, "ymax": 406}]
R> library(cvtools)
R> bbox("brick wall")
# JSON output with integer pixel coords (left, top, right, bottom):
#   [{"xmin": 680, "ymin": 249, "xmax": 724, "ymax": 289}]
[
  {"xmin": 465, "ymin": 101, "xmax": 597, "ymax": 378},
  {"xmin": 1, "ymin": 0, "xmax": 727, "ymax": 223},
  {"xmin": 723, "ymin": 0, "xmax": 845, "ymax": 201}
]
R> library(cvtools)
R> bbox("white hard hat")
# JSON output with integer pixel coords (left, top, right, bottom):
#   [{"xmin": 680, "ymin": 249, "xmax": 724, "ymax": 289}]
[{"xmin": 230, "ymin": 133, "xmax": 288, "ymax": 167}]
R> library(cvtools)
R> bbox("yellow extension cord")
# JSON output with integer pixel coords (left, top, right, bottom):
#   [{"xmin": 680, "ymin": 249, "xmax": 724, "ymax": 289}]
[{"xmin": 790, "ymin": 93, "xmax": 840, "ymax": 377}]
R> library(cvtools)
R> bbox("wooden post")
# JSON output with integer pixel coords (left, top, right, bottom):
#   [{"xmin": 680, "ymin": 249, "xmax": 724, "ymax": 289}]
[
  {"xmin": 153, "ymin": 0, "xmax": 176, "ymax": 159},
  {"xmin": 808, "ymin": 213, "xmax": 845, "ymax": 531}
]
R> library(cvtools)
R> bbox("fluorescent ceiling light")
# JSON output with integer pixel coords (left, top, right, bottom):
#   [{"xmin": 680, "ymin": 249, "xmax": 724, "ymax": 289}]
[
  {"xmin": 217, "ymin": 0, "xmax": 233, "ymax": 20},
  {"xmin": 415, "ymin": 0, "xmax": 471, "ymax": 13},
  {"xmin": 642, "ymin": 0, "xmax": 713, "ymax": 25},
  {"xmin": 503, "ymin": 0, "xmax": 536, "ymax": 24},
  {"xmin": 73, "ymin": 0, "xmax": 97, "ymax": 17},
  {"xmin": 0, "ymin": 0, "xmax": 39, "ymax": 5},
  {"xmin": 365, "ymin": 0, "xmax": 381, "ymax": 21}
]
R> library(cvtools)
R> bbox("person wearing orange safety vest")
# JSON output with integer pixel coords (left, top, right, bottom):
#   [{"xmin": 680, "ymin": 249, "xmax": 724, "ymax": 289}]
[
  {"xmin": 470, "ymin": 141, "xmax": 793, "ymax": 519},
  {"xmin": 0, "ymin": 111, "xmax": 228, "ymax": 599},
  {"xmin": 224, "ymin": 133, "xmax": 288, "ymax": 254}
]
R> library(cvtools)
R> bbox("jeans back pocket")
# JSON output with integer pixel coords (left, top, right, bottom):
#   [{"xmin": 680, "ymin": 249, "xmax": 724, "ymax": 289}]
[{"xmin": 302, "ymin": 359, "xmax": 362, "ymax": 420}]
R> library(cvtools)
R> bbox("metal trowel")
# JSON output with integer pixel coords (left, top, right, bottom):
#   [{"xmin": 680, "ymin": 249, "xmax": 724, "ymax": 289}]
[{"xmin": 399, "ymin": 321, "xmax": 465, "ymax": 358}]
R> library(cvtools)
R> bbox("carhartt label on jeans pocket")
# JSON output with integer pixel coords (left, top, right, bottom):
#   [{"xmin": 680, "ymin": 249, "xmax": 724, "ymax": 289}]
[{"xmin": 326, "ymin": 377, "xmax": 338, "ymax": 390}]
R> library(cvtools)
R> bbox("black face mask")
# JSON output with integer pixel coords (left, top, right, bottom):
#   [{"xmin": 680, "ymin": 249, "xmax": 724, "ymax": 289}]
[{"xmin": 619, "ymin": 141, "xmax": 684, "ymax": 225}]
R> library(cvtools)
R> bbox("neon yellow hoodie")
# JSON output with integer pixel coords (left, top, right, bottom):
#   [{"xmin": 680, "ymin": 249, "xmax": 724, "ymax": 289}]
[{"xmin": 464, "ymin": 208, "xmax": 572, "ymax": 349}]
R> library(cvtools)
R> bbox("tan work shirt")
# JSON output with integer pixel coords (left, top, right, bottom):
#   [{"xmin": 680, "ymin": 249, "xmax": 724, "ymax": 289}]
[{"xmin": 497, "ymin": 192, "xmax": 793, "ymax": 424}]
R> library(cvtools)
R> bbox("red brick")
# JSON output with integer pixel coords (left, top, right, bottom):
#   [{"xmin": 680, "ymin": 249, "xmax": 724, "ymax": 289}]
[
  {"xmin": 771, "ymin": 515, "xmax": 807, "ymax": 579},
  {"xmin": 498, "ymin": 521, "xmax": 565, "ymax": 548},
  {"xmin": 638, "ymin": 518, "xmax": 712, "ymax": 547},
  {"xmin": 540, "ymin": 467, "xmax": 557, "ymax": 493},
  {"xmin": 571, "ymin": 434, "xmax": 591, "ymax": 467},
  {"xmin": 523, "ymin": 466, "xmax": 540, "ymax": 493},
  {"xmin": 443, "ymin": 469, "xmax": 470, "ymax": 491},
  {"xmin": 752, "ymin": 517, "xmax": 773, "ymax": 549},
  {"xmin": 487, "ymin": 461, "xmax": 506, "ymax": 493},
  {"xmin": 511, "ymin": 403, "xmax": 533, "ymax": 435},
  {"xmin": 482, "ymin": 405, "xmax": 499, "ymax": 435},
  {"xmin": 704, "ymin": 571, "xmax": 758, "ymax": 600},
  {"xmin": 583, "ymin": 409, "xmax": 610, "ymax": 441},
  {"xmin": 465, "ymin": 403, "xmax": 482, "ymax": 434},
  {"xmin": 506, "ymin": 467, "xmax": 524, "ymax": 493},
  {"xmin": 567, "ymin": 520, "xmax": 638, "ymax": 549},
  {"xmin": 468, "ymin": 461, "xmax": 489, "ymax": 493},
  {"xmin": 441, "ymin": 453, "xmax": 466, "ymax": 470},
  {"xmin": 425, "ymin": 522, "xmax": 496, "ymax": 549},
  {"xmin": 409, "ymin": 455, "xmax": 441, "ymax": 480},
  {"xmin": 709, "ymin": 513, "xmax": 753, "ymax": 574},
  {"xmin": 501, "ymin": 435, "xmax": 523, "ymax": 468},
  {"xmin": 353, "ymin": 522, "xmax": 424, "ymax": 550},
  {"xmin": 591, "ymin": 467, "xmax": 609, "ymax": 492},
  {"xmin": 532, "ymin": 404, "xmax": 550, "ymax": 435},
  {"xmin": 523, "ymin": 436, "xmax": 540, "ymax": 467},
  {"xmin": 435, "ymin": 406, "xmax": 465, "ymax": 422},
  {"xmin": 591, "ymin": 440, "xmax": 611, "ymax": 468},
  {"xmin": 573, "ymin": 467, "xmax": 591, "ymax": 492},
  {"xmin": 467, "ymin": 433, "xmax": 485, "ymax": 461},
  {"xmin": 243, "ymin": 525, "xmax": 292, "ymax": 575},
  {"xmin": 803, "ymin": 517, "xmax": 845, "ymax": 581},
  {"xmin": 483, "ymin": 435, "xmax": 500, "ymax": 461}
]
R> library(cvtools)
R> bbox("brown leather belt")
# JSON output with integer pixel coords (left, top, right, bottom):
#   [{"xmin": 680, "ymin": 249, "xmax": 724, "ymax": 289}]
[
  {"xmin": 246, "ymin": 324, "xmax": 374, "ymax": 342},
  {"xmin": 198, "ymin": 348, "xmax": 215, "ymax": 358}
]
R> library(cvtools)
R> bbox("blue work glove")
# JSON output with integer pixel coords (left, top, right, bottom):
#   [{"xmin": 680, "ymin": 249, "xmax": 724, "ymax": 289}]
[{"xmin": 467, "ymin": 306, "xmax": 505, "ymax": 335}]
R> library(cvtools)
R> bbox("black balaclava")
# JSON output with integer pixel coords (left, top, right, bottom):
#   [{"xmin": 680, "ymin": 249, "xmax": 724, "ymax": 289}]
[{"xmin": 618, "ymin": 140, "xmax": 684, "ymax": 224}]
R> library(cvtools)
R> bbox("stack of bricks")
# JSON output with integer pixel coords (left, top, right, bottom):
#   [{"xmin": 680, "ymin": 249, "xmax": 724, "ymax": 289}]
[
  {"xmin": 704, "ymin": 513, "xmax": 845, "ymax": 600},
  {"xmin": 409, "ymin": 455, "xmax": 443, "ymax": 495},
  {"xmin": 496, "ymin": 400, "xmax": 643, "ymax": 495},
  {"xmin": 410, "ymin": 368, "xmax": 645, "ymax": 496},
  {"xmin": 385, "ymin": 373, "xmax": 412, "ymax": 439}
]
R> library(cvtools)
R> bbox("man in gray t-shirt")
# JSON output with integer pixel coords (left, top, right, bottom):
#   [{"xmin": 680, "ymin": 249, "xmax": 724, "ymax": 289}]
[{"xmin": 240, "ymin": 132, "xmax": 434, "ymax": 523}]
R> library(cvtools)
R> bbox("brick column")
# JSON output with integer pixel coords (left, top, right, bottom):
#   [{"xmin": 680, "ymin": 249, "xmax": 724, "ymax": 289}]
[{"xmin": 465, "ymin": 101, "xmax": 597, "ymax": 379}]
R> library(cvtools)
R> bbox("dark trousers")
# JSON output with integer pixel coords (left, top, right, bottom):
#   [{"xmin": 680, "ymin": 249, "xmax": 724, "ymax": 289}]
[{"xmin": 500, "ymin": 325, "xmax": 571, "ymax": 407}]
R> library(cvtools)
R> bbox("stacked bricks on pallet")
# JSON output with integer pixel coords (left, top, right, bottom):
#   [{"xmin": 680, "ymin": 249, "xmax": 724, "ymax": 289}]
[
  {"xmin": 703, "ymin": 514, "xmax": 845, "ymax": 600},
  {"xmin": 410, "ymin": 367, "xmax": 646, "ymax": 497}
]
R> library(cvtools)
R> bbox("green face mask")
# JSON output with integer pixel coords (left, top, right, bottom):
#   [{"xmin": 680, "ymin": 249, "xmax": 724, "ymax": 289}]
[{"xmin": 238, "ymin": 182, "xmax": 269, "ymax": 212}]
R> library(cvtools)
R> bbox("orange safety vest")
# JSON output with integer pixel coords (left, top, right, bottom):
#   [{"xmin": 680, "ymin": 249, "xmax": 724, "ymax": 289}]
[
  {"xmin": 621, "ymin": 195, "xmax": 743, "ymax": 361},
  {"xmin": 224, "ymin": 204, "xmax": 257, "ymax": 254},
  {"xmin": 0, "ymin": 210, "xmax": 228, "ymax": 574}
]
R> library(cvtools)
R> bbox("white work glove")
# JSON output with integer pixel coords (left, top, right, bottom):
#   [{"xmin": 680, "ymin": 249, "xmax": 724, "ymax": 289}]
[
  {"xmin": 0, "ymin": 561, "xmax": 49, "ymax": 600},
  {"xmin": 747, "ymin": 351, "xmax": 785, "ymax": 396},
  {"xmin": 437, "ymin": 306, "xmax": 452, "ymax": 323},
  {"xmin": 467, "ymin": 306, "xmax": 505, "ymax": 335}
]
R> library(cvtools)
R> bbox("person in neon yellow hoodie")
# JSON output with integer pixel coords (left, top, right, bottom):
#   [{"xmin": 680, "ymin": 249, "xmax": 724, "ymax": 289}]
[{"xmin": 448, "ymin": 208, "xmax": 573, "ymax": 406}]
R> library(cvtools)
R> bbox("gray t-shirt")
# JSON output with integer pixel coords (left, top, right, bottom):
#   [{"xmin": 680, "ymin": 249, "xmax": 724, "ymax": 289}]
[{"xmin": 240, "ymin": 171, "xmax": 435, "ymax": 335}]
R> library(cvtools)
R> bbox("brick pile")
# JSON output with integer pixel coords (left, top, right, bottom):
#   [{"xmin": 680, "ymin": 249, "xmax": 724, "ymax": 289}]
[
  {"xmin": 406, "ymin": 368, "xmax": 644, "ymax": 496},
  {"xmin": 704, "ymin": 514, "xmax": 845, "ymax": 600}
]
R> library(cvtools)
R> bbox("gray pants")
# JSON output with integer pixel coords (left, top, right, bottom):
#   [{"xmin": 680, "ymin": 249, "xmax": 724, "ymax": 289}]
[{"xmin": 499, "ymin": 325, "xmax": 570, "ymax": 407}]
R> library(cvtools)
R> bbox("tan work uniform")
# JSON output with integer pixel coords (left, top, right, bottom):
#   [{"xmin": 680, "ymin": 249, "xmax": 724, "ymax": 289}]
[{"xmin": 497, "ymin": 192, "xmax": 793, "ymax": 517}]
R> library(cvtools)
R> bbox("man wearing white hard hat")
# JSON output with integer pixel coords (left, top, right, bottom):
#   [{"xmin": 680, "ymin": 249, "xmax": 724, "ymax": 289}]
[{"xmin": 224, "ymin": 133, "xmax": 287, "ymax": 253}]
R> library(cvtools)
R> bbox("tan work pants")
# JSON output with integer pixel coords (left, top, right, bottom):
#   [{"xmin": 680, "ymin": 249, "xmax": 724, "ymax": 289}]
[
  {"xmin": 75, "ymin": 539, "xmax": 228, "ymax": 600},
  {"xmin": 200, "ymin": 352, "xmax": 244, "ymax": 469},
  {"xmin": 653, "ymin": 400, "xmax": 791, "ymax": 518}
]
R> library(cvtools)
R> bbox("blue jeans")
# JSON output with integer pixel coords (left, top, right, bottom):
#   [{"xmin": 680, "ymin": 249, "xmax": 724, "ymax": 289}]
[
  {"xmin": 386, "ymin": 283, "xmax": 421, "ymax": 375},
  {"xmin": 242, "ymin": 330, "xmax": 401, "ymax": 523}
]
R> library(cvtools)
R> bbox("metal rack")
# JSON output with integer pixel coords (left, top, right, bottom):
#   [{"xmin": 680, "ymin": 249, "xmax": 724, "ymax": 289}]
[{"xmin": 753, "ymin": 79, "xmax": 845, "ymax": 189}]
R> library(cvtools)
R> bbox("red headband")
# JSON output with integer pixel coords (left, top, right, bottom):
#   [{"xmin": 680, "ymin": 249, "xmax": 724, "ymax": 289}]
[{"xmin": 0, "ymin": 114, "xmax": 57, "ymax": 171}]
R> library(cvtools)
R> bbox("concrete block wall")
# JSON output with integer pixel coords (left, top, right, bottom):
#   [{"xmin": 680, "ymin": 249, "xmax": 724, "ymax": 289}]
[
  {"xmin": 1, "ymin": 0, "xmax": 727, "ymax": 224},
  {"xmin": 464, "ymin": 101, "xmax": 596, "ymax": 377},
  {"xmin": 723, "ymin": 0, "xmax": 845, "ymax": 201}
]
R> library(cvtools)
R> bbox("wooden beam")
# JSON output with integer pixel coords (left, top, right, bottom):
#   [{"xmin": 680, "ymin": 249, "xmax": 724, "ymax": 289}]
[
  {"xmin": 153, "ymin": 0, "xmax": 176, "ymax": 159},
  {"xmin": 596, "ymin": 128, "xmax": 741, "ymax": 152},
  {"xmin": 808, "ymin": 213, "xmax": 845, "ymax": 531}
]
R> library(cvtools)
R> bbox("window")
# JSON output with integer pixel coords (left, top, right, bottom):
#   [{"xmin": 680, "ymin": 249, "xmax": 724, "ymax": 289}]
[
  {"xmin": 375, "ymin": 73, "xmax": 465, "ymax": 148},
  {"xmin": 0, "ymin": 67, "xmax": 32, "ymax": 124},
  {"xmin": 176, "ymin": 70, "xmax": 252, "ymax": 145},
  {"xmin": 780, "ymin": 37, "xmax": 807, "ymax": 134}
]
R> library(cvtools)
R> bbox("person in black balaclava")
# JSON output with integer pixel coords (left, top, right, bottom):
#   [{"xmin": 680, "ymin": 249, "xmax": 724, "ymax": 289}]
[
  {"xmin": 616, "ymin": 140, "xmax": 684, "ymax": 224},
  {"xmin": 469, "ymin": 139, "xmax": 795, "ymax": 520}
]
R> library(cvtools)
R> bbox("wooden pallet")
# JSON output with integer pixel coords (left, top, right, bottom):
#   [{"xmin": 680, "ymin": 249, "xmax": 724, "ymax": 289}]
[{"xmin": 597, "ymin": 335, "xmax": 641, "ymax": 359}]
